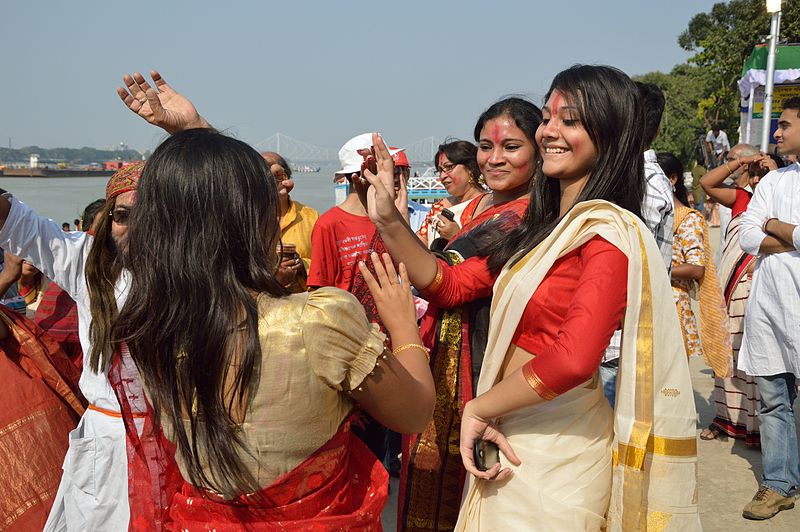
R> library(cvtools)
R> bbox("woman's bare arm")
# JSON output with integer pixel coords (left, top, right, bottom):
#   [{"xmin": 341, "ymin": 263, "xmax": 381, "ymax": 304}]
[{"xmin": 349, "ymin": 253, "xmax": 435, "ymax": 433}]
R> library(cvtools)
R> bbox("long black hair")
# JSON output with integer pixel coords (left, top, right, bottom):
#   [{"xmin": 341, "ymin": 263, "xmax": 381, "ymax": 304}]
[
  {"xmin": 113, "ymin": 128, "xmax": 287, "ymax": 495},
  {"xmin": 657, "ymin": 152, "xmax": 687, "ymax": 206},
  {"xmin": 485, "ymin": 65, "xmax": 645, "ymax": 272}
]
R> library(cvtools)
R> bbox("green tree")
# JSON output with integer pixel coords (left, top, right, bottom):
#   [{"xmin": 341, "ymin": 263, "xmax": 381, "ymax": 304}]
[
  {"xmin": 679, "ymin": 0, "xmax": 800, "ymax": 131},
  {"xmin": 635, "ymin": 0, "xmax": 800, "ymax": 165},
  {"xmin": 635, "ymin": 64, "xmax": 710, "ymax": 164}
]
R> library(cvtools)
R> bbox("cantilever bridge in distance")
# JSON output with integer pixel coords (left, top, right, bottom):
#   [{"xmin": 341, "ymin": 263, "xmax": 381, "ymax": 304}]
[{"xmin": 253, "ymin": 133, "xmax": 443, "ymax": 166}]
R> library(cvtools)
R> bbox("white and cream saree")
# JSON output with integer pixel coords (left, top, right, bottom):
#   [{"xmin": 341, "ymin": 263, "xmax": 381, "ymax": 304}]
[{"xmin": 455, "ymin": 200, "xmax": 701, "ymax": 531}]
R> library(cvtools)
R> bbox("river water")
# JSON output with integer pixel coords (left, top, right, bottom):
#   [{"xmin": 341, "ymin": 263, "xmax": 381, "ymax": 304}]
[{"xmin": 0, "ymin": 163, "xmax": 343, "ymax": 225}]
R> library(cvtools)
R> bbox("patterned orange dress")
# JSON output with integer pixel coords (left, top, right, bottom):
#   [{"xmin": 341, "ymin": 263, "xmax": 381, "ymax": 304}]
[{"xmin": 671, "ymin": 208, "xmax": 705, "ymax": 358}]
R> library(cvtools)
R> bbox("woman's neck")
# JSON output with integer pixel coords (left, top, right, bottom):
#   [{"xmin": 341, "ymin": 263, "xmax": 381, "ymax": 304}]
[
  {"xmin": 558, "ymin": 175, "xmax": 589, "ymax": 217},
  {"xmin": 455, "ymin": 186, "xmax": 483, "ymax": 205},
  {"xmin": 491, "ymin": 182, "xmax": 529, "ymax": 206}
]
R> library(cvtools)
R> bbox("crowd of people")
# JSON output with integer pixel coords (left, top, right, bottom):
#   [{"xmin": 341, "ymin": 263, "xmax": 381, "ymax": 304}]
[{"xmin": 0, "ymin": 63, "xmax": 799, "ymax": 531}]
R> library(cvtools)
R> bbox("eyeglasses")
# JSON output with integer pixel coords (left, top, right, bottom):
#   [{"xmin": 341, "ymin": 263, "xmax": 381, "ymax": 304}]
[
  {"xmin": 109, "ymin": 209, "xmax": 130, "ymax": 225},
  {"xmin": 438, "ymin": 162, "xmax": 459, "ymax": 175}
]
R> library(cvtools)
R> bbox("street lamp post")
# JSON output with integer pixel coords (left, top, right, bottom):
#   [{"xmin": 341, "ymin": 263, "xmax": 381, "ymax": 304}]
[{"xmin": 761, "ymin": 0, "xmax": 783, "ymax": 151}]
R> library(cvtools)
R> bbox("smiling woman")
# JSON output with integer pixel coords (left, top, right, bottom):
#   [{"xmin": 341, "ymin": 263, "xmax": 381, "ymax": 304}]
[
  {"xmin": 477, "ymin": 114, "xmax": 537, "ymax": 200},
  {"xmin": 353, "ymin": 98, "xmax": 543, "ymax": 531},
  {"xmin": 415, "ymin": 140, "xmax": 484, "ymax": 247},
  {"xmin": 454, "ymin": 65, "xmax": 700, "ymax": 531}
]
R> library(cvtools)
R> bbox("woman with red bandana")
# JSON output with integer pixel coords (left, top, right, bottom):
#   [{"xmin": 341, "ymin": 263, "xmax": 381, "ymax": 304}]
[{"xmin": 0, "ymin": 161, "xmax": 146, "ymax": 531}]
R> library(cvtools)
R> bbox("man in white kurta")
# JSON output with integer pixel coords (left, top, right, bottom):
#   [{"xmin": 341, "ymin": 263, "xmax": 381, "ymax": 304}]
[
  {"xmin": 0, "ymin": 164, "xmax": 141, "ymax": 530},
  {"xmin": 738, "ymin": 98, "xmax": 800, "ymax": 520}
]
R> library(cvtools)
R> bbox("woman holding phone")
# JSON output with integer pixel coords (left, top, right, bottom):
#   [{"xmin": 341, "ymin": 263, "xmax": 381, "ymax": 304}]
[
  {"xmin": 360, "ymin": 65, "xmax": 699, "ymax": 530},
  {"xmin": 263, "ymin": 151, "xmax": 319, "ymax": 293},
  {"xmin": 416, "ymin": 140, "xmax": 485, "ymax": 249}
]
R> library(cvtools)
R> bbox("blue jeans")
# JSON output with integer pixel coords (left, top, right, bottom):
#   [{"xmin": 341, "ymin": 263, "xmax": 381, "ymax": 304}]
[
  {"xmin": 599, "ymin": 360, "xmax": 618, "ymax": 409},
  {"xmin": 755, "ymin": 373, "xmax": 800, "ymax": 496}
]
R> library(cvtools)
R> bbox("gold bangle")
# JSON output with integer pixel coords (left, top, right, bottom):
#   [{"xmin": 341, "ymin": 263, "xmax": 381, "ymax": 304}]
[
  {"xmin": 392, "ymin": 343, "xmax": 430, "ymax": 359},
  {"xmin": 522, "ymin": 363, "xmax": 557, "ymax": 400},
  {"xmin": 420, "ymin": 262, "xmax": 444, "ymax": 294},
  {"xmin": 725, "ymin": 161, "xmax": 735, "ymax": 175}
]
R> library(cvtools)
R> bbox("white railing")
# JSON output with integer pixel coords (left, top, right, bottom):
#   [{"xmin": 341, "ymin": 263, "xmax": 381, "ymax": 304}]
[{"xmin": 408, "ymin": 175, "xmax": 445, "ymax": 192}]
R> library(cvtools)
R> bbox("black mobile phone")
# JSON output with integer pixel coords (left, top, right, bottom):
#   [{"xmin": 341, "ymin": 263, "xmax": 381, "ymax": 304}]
[
  {"xmin": 473, "ymin": 439, "xmax": 500, "ymax": 472},
  {"xmin": 440, "ymin": 208, "xmax": 455, "ymax": 222}
]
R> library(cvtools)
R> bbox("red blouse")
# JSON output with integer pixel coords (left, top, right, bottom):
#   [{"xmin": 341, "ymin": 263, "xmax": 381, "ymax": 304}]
[
  {"xmin": 515, "ymin": 236, "xmax": 628, "ymax": 398},
  {"xmin": 731, "ymin": 187, "xmax": 753, "ymax": 218},
  {"xmin": 425, "ymin": 235, "xmax": 628, "ymax": 398}
]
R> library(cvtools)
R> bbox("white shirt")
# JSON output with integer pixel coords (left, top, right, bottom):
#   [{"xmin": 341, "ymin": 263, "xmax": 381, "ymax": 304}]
[
  {"xmin": 738, "ymin": 163, "xmax": 800, "ymax": 377},
  {"xmin": 705, "ymin": 130, "xmax": 730, "ymax": 154},
  {"xmin": 0, "ymin": 197, "xmax": 131, "ymax": 530},
  {"xmin": 642, "ymin": 150, "xmax": 675, "ymax": 273},
  {"xmin": 407, "ymin": 200, "xmax": 431, "ymax": 233}
]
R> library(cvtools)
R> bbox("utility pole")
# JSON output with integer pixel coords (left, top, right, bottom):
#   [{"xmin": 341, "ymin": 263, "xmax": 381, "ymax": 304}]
[{"xmin": 761, "ymin": 0, "xmax": 783, "ymax": 151}]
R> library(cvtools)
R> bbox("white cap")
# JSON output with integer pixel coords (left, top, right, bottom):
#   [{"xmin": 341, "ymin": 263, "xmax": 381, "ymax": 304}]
[{"xmin": 336, "ymin": 133, "xmax": 402, "ymax": 175}]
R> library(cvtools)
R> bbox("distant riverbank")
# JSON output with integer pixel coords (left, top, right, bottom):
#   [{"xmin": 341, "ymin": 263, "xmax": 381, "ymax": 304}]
[{"xmin": 0, "ymin": 167, "xmax": 342, "ymax": 225}]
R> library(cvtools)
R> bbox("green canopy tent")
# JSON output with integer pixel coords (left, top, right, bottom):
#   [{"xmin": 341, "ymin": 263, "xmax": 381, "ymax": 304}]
[{"xmin": 739, "ymin": 43, "xmax": 800, "ymax": 150}]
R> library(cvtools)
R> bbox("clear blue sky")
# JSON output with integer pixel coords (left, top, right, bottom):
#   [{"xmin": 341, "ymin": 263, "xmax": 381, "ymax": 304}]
[{"xmin": 2, "ymin": 0, "xmax": 720, "ymax": 156}]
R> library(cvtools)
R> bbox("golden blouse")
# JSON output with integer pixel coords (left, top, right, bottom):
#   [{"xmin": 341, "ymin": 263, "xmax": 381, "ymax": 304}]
[{"xmin": 170, "ymin": 287, "xmax": 386, "ymax": 497}]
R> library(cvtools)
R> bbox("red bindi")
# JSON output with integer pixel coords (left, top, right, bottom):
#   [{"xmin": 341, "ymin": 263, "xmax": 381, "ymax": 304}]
[
  {"xmin": 550, "ymin": 92, "xmax": 563, "ymax": 115},
  {"xmin": 491, "ymin": 123, "xmax": 504, "ymax": 144}
]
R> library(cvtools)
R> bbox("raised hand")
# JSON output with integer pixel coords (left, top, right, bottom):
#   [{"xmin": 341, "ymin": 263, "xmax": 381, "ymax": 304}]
[
  {"xmin": 395, "ymin": 172, "xmax": 411, "ymax": 224},
  {"xmin": 117, "ymin": 70, "xmax": 210, "ymax": 134},
  {"xmin": 358, "ymin": 252, "xmax": 417, "ymax": 336},
  {"xmin": 0, "ymin": 251, "xmax": 23, "ymax": 300},
  {"xmin": 352, "ymin": 133, "xmax": 404, "ymax": 228}
]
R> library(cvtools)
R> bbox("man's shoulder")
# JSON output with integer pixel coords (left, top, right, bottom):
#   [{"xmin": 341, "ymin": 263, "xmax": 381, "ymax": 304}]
[
  {"xmin": 644, "ymin": 161, "xmax": 671, "ymax": 190},
  {"xmin": 756, "ymin": 164, "xmax": 800, "ymax": 195},
  {"xmin": 761, "ymin": 164, "xmax": 798, "ymax": 185},
  {"xmin": 294, "ymin": 201, "xmax": 320, "ymax": 221},
  {"xmin": 316, "ymin": 205, "xmax": 344, "ymax": 224}
]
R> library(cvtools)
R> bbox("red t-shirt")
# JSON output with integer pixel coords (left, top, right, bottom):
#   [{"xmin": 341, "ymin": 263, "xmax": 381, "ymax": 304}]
[{"xmin": 307, "ymin": 206, "xmax": 377, "ymax": 291}]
